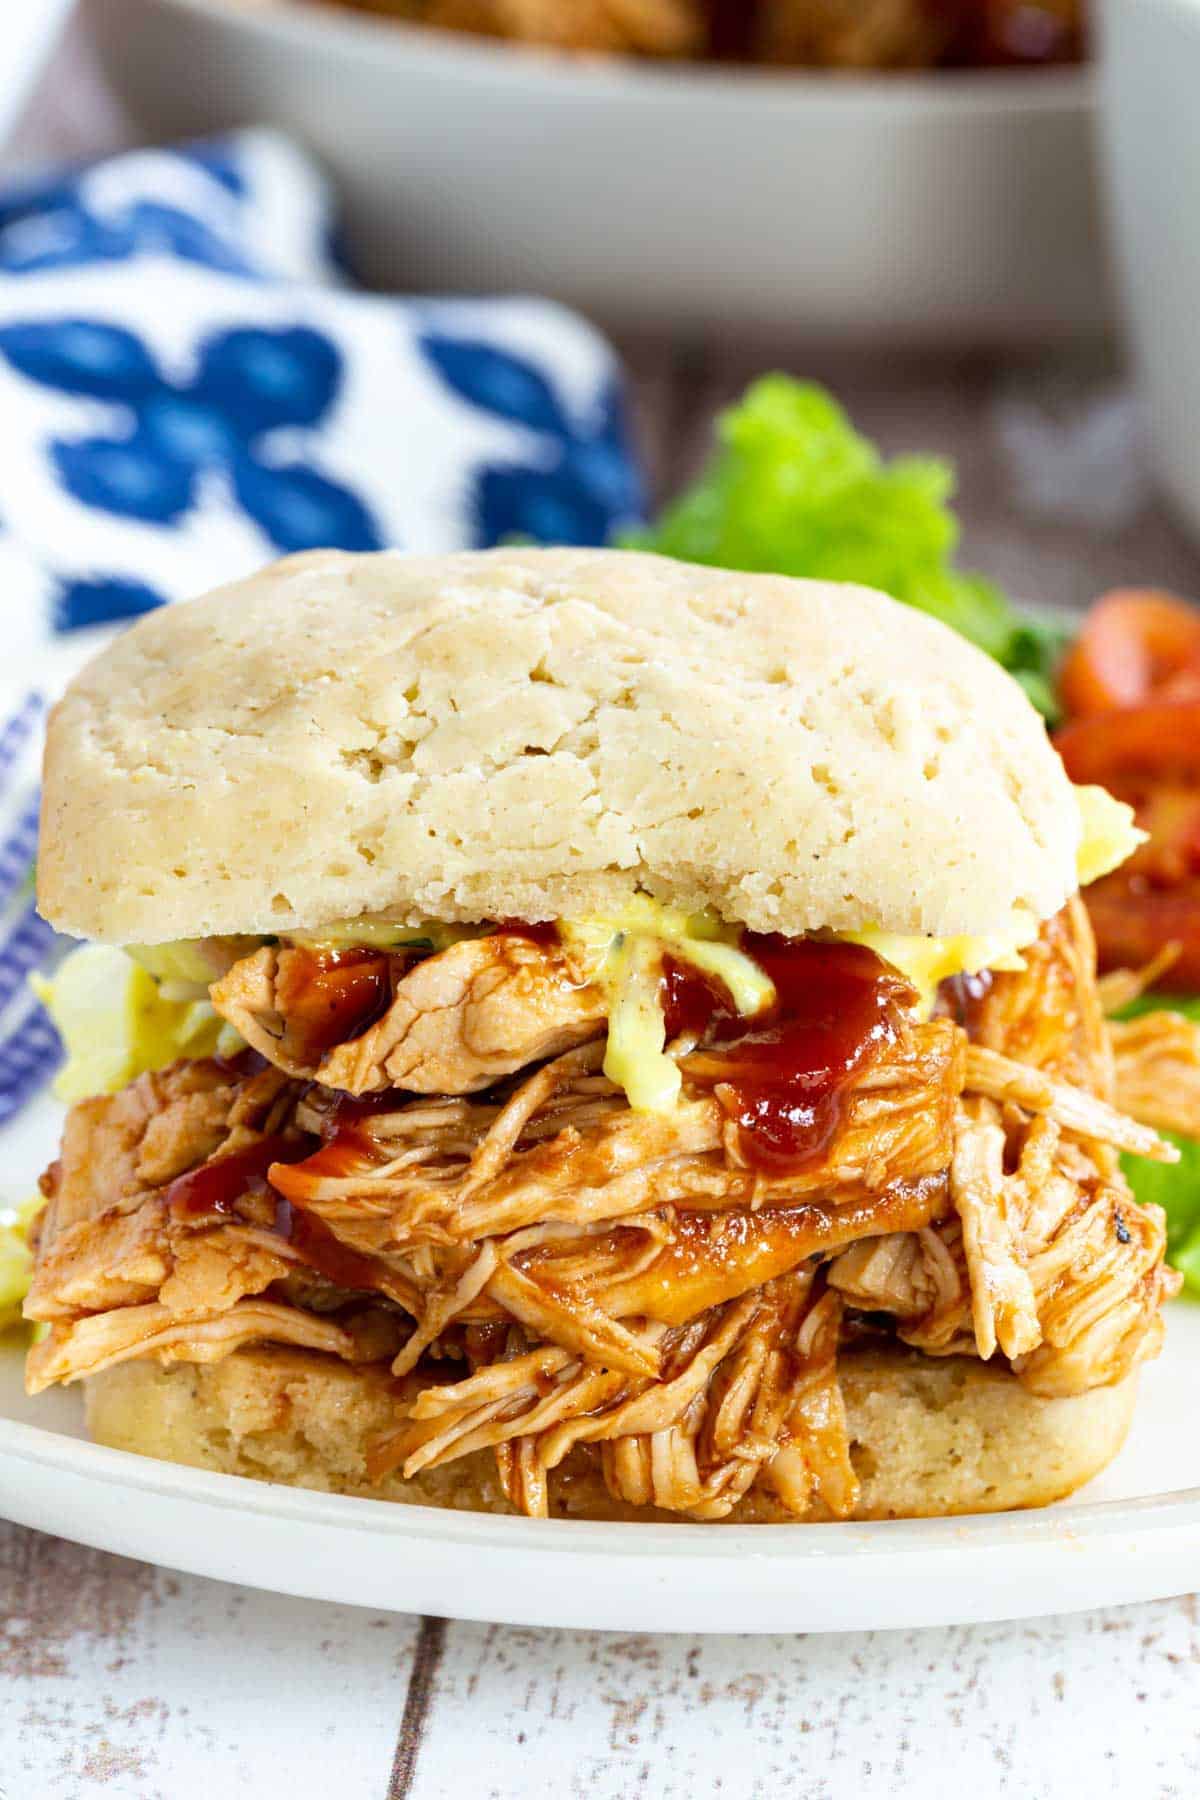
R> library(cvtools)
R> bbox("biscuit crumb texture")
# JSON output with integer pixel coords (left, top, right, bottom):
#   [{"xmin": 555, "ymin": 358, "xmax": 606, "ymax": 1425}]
[
  {"xmin": 39, "ymin": 549, "xmax": 1080, "ymax": 943},
  {"xmin": 86, "ymin": 1345, "xmax": 1136, "ymax": 1521}
]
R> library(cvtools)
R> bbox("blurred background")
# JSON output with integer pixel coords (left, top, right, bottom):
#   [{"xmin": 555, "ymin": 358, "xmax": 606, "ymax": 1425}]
[
  {"xmin": 4, "ymin": 0, "xmax": 1200, "ymax": 619},
  {"xmin": 8, "ymin": 10, "xmax": 1200, "ymax": 1792}
]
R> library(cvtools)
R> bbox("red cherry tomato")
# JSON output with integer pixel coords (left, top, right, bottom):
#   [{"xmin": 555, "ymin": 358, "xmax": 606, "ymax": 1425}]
[
  {"xmin": 1084, "ymin": 881, "xmax": 1200, "ymax": 988},
  {"xmin": 1058, "ymin": 589, "xmax": 1200, "ymax": 717},
  {"xmin": 1054, "ymin": 699, "xmax": 1200, "ymax": 785}
]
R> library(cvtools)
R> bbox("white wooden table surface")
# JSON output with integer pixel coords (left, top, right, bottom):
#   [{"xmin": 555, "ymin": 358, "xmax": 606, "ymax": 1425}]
[{"xmin": 5, "ymin": 24, "xmax": 1200, "ymax": 1799}]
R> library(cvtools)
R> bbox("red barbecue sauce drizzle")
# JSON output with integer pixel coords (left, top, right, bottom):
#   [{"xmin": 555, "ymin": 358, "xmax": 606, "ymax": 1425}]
[
  {"xmin": 270, "ymin": 1197, "xmax": 388, "ymax": 1294},
  {"xmin": 279, "ymin": 928, "xmax": 565, "ymax": 1185},
  {"xmin": 281, "ymin": 1088, "xmax": 401, "ymax": 1181},
  {"xmin": 278, "ymin": 931, "xmax": 563, "ymax": 1070},
  {"xmin": 937, "ymin": 966, "xmax": 995, "ymax": 1035},
  {"xmin": 661, "ymin": 956, "xmax": 733, "ymax": 1042},
  {"xmin": 165, "ymin": 927, "xmax": 573, "ymax": 1292},
  {"xmin": 666, "ymin": 935, "xmax": 913, "ymax": 1174},
  {"xmin": 274, "ymin": 946, "xmax": 395, "ymax": 1064},
  {"xmin": 284, "ymin": 929, "xmax": 565, "ymax": 1186},
  {"xmin": 170, "ymin": 926, "xmax": 911, "ymax": 1279},
  {"xmin": 166, "ymin": 1131, "xmax": 387, "ymax": 1293},
  {"xmin": 165, "ymin": 1135, "xmax": 315, "ymax": 1218}
]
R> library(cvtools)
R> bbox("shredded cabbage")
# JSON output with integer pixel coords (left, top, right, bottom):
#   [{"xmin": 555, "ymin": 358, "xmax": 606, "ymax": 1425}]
[
  {"xmin": 0, "ymin": 1195, "xmax": 43, "ymax": 1330},
  {"xmin": 562, "ymin": 898, "xmax": 775, "ymax": 1114},
  {"xmin": 33, "ymin": 945, "xmax": 239, "ymax": 1103},
  {"xmin": 846, "ymin": 923, "xmax": 1036, "ymax": 1015},
  {"xmin": 1075, "ymin": 784, "xmax": 1145, "ymax": 887},
  {"xmin": 126, "ymin": 939, "xmax": 225, "ymax": 999},
  {"xmin": 286, "ymin": 919, "xmax": 486, "ymax": 952}
]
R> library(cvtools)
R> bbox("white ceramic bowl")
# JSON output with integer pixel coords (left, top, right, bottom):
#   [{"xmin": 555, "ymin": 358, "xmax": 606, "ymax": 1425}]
[
  {"xmin": 0, "ymin": 0, "xmax": 77, "ymax": 145},
  {"xmin": 84, "ymin": 0, "xmax": 1105, "ymax": 343},
  {"xmin": 1099, "ymin": 0, "xmax": 1200, "ymax": 543}
]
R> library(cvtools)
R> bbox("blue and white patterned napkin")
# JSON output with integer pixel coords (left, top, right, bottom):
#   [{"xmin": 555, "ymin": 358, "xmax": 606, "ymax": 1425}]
[{"xmin": 0, "ymin": 128, "xmax": 646, "ymax": 1121}]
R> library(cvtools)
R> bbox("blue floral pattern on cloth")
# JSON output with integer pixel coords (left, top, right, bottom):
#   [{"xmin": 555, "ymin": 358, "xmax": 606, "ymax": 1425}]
[
  {"xmin": 0, "ymin": 142, "xmax": 292, "ymax": 282},
  {"xmin": 0, "ymin": 318, "xmax": 382, "ymax": 553},
  {"xmin": 0, "ymin": 128, "xmax": 642, "ymax": 643},
  {"xmin": 420, "ymin": 335, "xmax": 642, "ymax": 547},
  {"xmin": 0, "ymin": 129, "xmax": 646, "ymax": 1121}
]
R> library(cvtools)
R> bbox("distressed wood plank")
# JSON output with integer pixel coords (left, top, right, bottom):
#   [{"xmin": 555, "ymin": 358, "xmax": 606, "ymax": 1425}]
[
  {"xmin": 388, "ymin": 1616, "xmax": 447, "ymax": 1799},
  {"xmin": 10, "ymin": 1512, "xmax": 1198, "ymax": 1800},
  {"xmin": 0, "ymin": 1522, "xmax": 419, "ymax": 1799},
  {"xmin": 413, "ymin": 1599, "xmax": 1200, "ymax": 1800}
]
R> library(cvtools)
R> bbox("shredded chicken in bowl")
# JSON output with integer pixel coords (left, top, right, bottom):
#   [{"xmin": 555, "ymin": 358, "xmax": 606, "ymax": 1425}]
[{"xmin": 312, "ymin": 0, "xmax": 1087, "ymax": 68}]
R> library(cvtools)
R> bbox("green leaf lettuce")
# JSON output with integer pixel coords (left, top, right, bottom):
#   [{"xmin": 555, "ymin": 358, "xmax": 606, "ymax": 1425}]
[
  {"xmin": 627, "ymin": 375, "xmax": 1066, "ymax": 718},
  {"xmin": 1119, "ymin": 995, "xmax": 1200, "ymax": 1294}
]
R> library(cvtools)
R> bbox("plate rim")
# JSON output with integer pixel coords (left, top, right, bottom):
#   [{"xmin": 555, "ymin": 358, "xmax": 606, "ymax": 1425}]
[{"xmin": 6, "ymin": 1381, "xmax": 1200, "ymax": 1561}]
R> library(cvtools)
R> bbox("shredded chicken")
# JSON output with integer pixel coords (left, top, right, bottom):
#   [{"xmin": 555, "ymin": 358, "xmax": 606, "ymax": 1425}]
[
  {"xmin": 1097, "ymin": 942, "xmax": 1182, "ymax": 1016},
  {"xmin": 948, "ymin": 1098, "xmax": 1041, "ymax": 1361},
  {"xmin": 25, "ymin": 1298, "xmax": 360, "ymax": 1393},
  {"xmin": 28, "ymin": 1204, "xmax": 288, "ymax": 1323},
  {"xmin": 962, "ymin": 1043, "xmax": 1171, "ymax": 1162},
  {"xmin": 1110, "ymin": 1009, "xmax": 1200, "ymax": 1140},
  {"xmin": 826, "ymin": 903, "xmax": 1181, "ymax": 1398},
  {"xmin": 27, "ymin": 899, "xmax": 1181, "ymax": 1519},
  {"xmin": 373, "ymin": 1272, "xmax": 856, "ymax": 1522},
  {"xmin": 211, "ymin": 934, "xmax": 606, "ymax": 1094},
  {"xmin": 273, "ymin": 1020, "xmax": 963, "ymax": 1247},
  {"xmin": 32, "ymin": 1060, "xmax": 300, "ymax": 1285},
  {"xmin": 37, "ymin": 1061, "xmax": 247, "ymax": 1246},
  {"xmin": 830, "ymin": 1101, "xmax": 1179, "ymax": 1395},
  {"xmin": 958, "ymin": 897, "xmax": 1115, "ymax": 1095}
]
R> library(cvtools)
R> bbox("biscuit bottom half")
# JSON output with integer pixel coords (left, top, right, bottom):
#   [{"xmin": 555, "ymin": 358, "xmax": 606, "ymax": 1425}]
[{"xmin": 86, "ymin": 1343, "xmax": 1139, "ymax": 1524}]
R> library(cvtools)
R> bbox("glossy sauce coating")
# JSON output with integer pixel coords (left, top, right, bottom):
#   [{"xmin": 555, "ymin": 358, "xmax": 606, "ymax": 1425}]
[
  {"xmin": 937, "ymin": 967, "xmax": 996, "ymax": 1034},
  {"xmin": 272, "ymin": 1088, "xmax": 401, "ymax": 1187},
  {"xmin": 275, "ymin": 946, "xmax": 395, "ymax": 1063},
  {"xmin": 661, "ymin": 954, "xmax": 734, "ymax": 1042},
  {"xmin": 275, "ymin": 926, "xmax": 571, "ymax": 1186},
  {"xmin": 166, "ymin": 1131, "xmax": 386, "ymax": 1295},
  {"xmin": 270, "ymin": 1196, "xmax": 388, "ymax": 1294},
  {"xmin": 166, "ymin": 1134, "xmax": 317, "ymax": 1217},
  {"xmin": 674, "ymin": 935, "xmax": 913, "ymax": 1173},
  {"xmin": 589, "ymin": 1173, "xmax": 948, "ymax": 1323},
  {"xmin": 274, "ymin": 929, "xmax": 912, "ymax": 1187}
]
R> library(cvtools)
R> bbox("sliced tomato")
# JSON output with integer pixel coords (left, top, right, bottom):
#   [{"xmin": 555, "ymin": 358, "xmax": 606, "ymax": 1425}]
[
  {"xmin": 1128, "ymin": 786, "xmax": 1200, "ymax": 885},
  {"xmin": 1054, "ymin": 700, "xmax": 1200, "ymax": 784},
  {"xmin": 1085, "ymin": 879, "xmax": 1200, "ymax": 987},
  {"xmin": 1062, "ymin": 589, "xmax": 1200, "ymax": 990},
  {"xmin": 1058, "ymin": 589, "xmax": 1200, "ymax": 717}
]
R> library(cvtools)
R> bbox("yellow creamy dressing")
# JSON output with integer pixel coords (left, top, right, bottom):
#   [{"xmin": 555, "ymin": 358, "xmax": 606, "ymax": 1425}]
[{"xmin": 36, "ymin": 784, "xmax": 1141, "ymax": 1109}]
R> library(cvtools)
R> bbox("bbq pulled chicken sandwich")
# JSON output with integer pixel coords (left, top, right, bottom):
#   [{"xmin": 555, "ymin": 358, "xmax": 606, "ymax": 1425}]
[{"xmin": 26, "ymin": 548, "xmax": 1181, "ymax": 1522}]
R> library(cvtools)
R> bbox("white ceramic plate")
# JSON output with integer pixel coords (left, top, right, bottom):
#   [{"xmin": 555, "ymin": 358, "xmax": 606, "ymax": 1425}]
[
  {"xmin": 82, "ymin": 0, "xmax": 1104, "ymax": 343},
  {"xmin": 6, "ymin": 1089, "xmax": 1200, "ymax": 1634}
]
